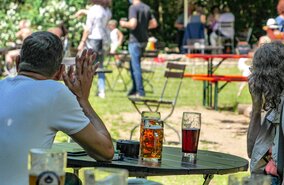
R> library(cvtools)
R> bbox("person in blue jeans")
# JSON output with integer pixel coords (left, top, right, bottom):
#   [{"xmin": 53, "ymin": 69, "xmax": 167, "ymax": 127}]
[
  {"xmin": 120, "ymin": 0, "xmax": 158, "ymax": 97},
  {"xmin": 77, "ymin": 0, "xmax": 112, "ymax": 98}
]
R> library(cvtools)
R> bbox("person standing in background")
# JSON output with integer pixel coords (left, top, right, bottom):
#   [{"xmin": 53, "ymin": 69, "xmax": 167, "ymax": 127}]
[
  {"xmin": 206, "ymin": 5, "xmax": 220, "ymax": 45},
  {"xmin": 108, "ymin": 19, "xmax": 124, "ymax": 66},
  {"xmin": 174, "ymin": 4, "xmax": 195, "ymax": 53},
  {"xmin": 5, "ymin": 20, "xmax": 32, "ymax": 76},
  {"xmin": 209, "ymin": 5, "xmax": 235, "ymax": 47},
  {"xmin": 78, "ymin": 0, "xmax": 111, "ymax": 99},
  {"xmin": 119, "ymin": 0, "xmax": 158, "ymax": 97},
  {"xmin": 276, "ymin": 0, "xmax": 284, "ymax": 32}
]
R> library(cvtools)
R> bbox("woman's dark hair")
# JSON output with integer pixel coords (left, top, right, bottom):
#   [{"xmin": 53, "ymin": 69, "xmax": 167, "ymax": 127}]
[
  {"xmin": 249, "ymin": 41, "xmax": 284, "ymax": 110},
  {"xmin": 58, "ymin": 22, "xmax": 68, "ymax": 37},
  {"xmin": 19, "ymin": 31, "xmax": 63, "ymax": 77}
]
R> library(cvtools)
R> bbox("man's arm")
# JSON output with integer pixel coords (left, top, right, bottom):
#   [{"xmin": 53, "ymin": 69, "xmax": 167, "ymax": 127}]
[
  {"xmin": 63, "ymin": 49, "xmax": 114, "ymax": 161},
  {"xmin": 119, "ymin": 18, "xmax": 137, "ymax": 30},
  {"xmin": 70, "ymin": 100, "xmax": 114, "ymax": 161},
  {"xmin": 148, "ymin": 18, "xmax": 158, "ymax": 29},
  {"xmin": 174, "ymin": 22, "xmax": 184, "ymax": 30},
  {"xmin": 117, "ymin": 29, "xmax": 124, "ymax": 46},
  {"xmin": 247, "ymin": 78, "xmax": 263, "ymax": 158},
  {"xmin": 78, "ymin": 28, "xmax": 89, "ymax": 51}
]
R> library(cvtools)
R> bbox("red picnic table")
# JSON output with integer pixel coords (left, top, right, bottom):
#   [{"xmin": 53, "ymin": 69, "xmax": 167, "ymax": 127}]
[{"xmin": 185, "ymin": 54, "xmax": 251, "ymax": 110}]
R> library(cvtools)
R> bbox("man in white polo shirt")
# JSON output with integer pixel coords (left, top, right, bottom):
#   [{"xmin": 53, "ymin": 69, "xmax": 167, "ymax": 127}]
[{"xmin": 0, "ymin": 31, "xmax": 114, "ymax": 185}]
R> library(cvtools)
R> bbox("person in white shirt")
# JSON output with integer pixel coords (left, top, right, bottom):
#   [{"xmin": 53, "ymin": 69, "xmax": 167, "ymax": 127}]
[
  {"xmin": 108, "ymin": 19, "xmax": 124, "ymax": 66},
  {"xmin": 78, "ymin": 0, "xmax": 112, "ymax": 99},
  {"xmin": 0, "ymin": 31, "xmax": 114, "ymax": 185},
  {"xmin": 108, "ymin": 20, "xmax": 124, "ymax": 54}
]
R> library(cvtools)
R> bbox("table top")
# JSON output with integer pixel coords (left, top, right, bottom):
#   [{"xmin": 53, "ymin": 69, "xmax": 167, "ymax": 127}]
[
  {"xmin": 183, "ymin": 45, "xmax": 223, "ymax": 50},
  {"xmin": 53, "ymin": 142, "xmax": 248, "ymax": 177},
  {"xmin": 186, "ymin": 53, "xmax": 251, "ymax": 60},
  {"xmin": 184, "ymin": 74, "xmax": 248, "ymax": 82}
]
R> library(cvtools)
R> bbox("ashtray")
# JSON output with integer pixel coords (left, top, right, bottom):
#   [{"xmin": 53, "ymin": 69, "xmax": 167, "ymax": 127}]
[{"xmin": 116, "ymin": 140, "xmax": 140, "ymax": 158}]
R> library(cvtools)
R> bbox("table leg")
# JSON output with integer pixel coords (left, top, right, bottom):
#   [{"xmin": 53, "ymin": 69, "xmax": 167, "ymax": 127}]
[
  {"xmin": 73, "ymin": 168, "xmax": 80, "ymax": 177},
  {"xmin": 209, "ymin": 82, "xmax": 212, "ymax": 107},
  {"xmin": 203, "ymin": 81, "xmax": 206, "ymax": 106},
  {"xmin": 214, "ymin": 82, "xmax": 218, "ymax": 110},
  {"xmin": 203, "ymin": 174, "xmax": 214, "ymax": 185},
  {"xmin": 208, "ymin": 59, "xmax": 213, "ymax": 107}
]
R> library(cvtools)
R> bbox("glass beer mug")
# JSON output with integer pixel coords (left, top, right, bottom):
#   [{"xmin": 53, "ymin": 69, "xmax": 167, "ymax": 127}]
[
  {"xmin": 139, "ymin": 111, "xmax": 163, "ymax": 162},
  {"xmin": 28, "ymin": 148, "xmax": 66, "ymax": 185}
]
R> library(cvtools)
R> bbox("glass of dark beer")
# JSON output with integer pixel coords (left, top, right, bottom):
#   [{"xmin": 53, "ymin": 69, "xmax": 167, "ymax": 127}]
[
  {"xmin": 181, "ymin": 112, "xmax": 201, "ymax": 164},
  {"xmin": 28, "ymin": 148, "xmax": 66, "ymax": 185}
]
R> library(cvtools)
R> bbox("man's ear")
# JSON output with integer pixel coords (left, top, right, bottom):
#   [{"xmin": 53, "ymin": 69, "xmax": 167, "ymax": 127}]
[
  {"xmin": 15, "ymin": 55, "xmax": 20, "ymax": 72},
  {"xmin": 53, "ymin": 64, "xmax": 65, "ymax": 81}
]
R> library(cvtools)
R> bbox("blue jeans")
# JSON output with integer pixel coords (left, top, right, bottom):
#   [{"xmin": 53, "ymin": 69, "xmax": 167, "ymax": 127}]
[
  {"xmin": 86, "ymin": 39, "xmax": 105, "ymax": 93},
  {"xmin": 128, "ymin": 42, "xmax": 145, "ymax": 96},
  {"xmin": 271, "ymin": 175, "xmax": 281, "ymax": 185}
]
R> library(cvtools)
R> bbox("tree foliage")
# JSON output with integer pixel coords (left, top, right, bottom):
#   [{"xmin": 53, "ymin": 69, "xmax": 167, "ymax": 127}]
[{"xmin": 0, "ymin": 0, "xmax": 280, "ymax": 47}]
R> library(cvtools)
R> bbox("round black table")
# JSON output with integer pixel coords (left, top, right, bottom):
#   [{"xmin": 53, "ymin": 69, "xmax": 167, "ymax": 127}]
[{"xmin": 53, "ymin": 142, "xmax": 248, "ymax": 185}]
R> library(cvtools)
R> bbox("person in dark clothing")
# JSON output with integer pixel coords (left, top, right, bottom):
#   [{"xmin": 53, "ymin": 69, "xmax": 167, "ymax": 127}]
[{"xmin": 120, "ymin": 0, "xmax": 158, "ymax": 97}]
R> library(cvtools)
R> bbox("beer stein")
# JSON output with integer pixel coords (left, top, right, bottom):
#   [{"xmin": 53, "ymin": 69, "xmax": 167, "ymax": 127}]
[
  {"xmin": 28, "ymin": 148, "xmax": 66, "ymax": 185},
  {"xmin": 140, "ymin": 111, "xmax": 161, "ymax": 135},
  {"xmin": 139, "ymin": 111, "xmax": 163, "ymax": 162}
]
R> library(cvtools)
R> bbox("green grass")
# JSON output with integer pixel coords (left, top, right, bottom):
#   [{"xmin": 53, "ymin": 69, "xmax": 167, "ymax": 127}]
[{"xmin": 55, "ymin": 62, "xmax": 252, "ymax": 185}]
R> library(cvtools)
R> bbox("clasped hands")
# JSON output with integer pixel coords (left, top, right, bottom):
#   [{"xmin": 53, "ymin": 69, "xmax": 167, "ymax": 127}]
[{"xmin": 63, "ymin": 49, "xmax": 99, "ymax": 101}]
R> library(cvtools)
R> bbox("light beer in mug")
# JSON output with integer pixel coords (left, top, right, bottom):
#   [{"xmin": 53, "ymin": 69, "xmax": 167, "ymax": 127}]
[
  {"xmin": 29, "ymin": 148, "xmax": 66, "ymax": 185},
  {"xmin": 29, "ymin": 173, "xmax": 65, "ymax": 185},
  {"xmin": 140, "ymin": 111, "xmax": 161, "ymax": 136},
  {"xmin": 140, "ymin": 120, "xmax": 163, "ymax": 162}
]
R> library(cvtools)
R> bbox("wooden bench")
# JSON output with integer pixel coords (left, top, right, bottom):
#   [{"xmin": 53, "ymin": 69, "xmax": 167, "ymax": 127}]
[{"xmin": 184, "ymin": 73, "xmax": 248, "ymax": 110}]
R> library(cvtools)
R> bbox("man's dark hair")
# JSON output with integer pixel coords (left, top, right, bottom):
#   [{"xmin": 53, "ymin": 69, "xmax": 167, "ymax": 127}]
[
  {"xmin": 249, "ymin": 41, "xmax": 284, "ymax": 110},
  {"xmin": 19, "ymin": 31, "xmax": 63, "ymax": 77}
]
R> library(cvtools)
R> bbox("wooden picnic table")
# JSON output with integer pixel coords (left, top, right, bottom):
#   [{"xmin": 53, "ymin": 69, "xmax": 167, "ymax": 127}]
[
  {"xmin": 185, "ymin": 54, "xmax": 251, "ymax": 110},
  {"xmin": 53, "ymin": 142, "xmax": 248, "ymax": 185}
]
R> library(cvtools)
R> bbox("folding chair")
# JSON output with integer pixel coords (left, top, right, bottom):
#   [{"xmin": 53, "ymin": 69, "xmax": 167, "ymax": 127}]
[
  {"xmin": 128, "ymin": 62, "xmax": 186, "ymax": 142},
  {"xmin": 141, "ymin": 50, "xmax": 159, "ymax": 93},
  {"xmin": 105, "ymin": 51, "xmax": 130, "ymax": 91}
]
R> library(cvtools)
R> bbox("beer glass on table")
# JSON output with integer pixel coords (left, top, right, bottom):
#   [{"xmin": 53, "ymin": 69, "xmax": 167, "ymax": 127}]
[
  {"xmin": 28, "ymin": 148, "xmax": 66, "ymax": 185},
  {"xmin": 140, "ymin": 111, "xmax": 161, "ymax": 135},
  {"xmin": 139, "ymin": 111, "xmax": 163, "ymax": 162},
  {"xmin": 181, "ymin": 112, "xmax": 201, "ymax": 164}
]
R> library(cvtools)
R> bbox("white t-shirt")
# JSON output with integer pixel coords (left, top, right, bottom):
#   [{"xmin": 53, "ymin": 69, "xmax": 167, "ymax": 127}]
[
  {"xmin": 0, "ymin": 75, "xmax": 89, "ymax": 185},
  {"xmin": 213, "ymin": 12, "xmax": 235, "ymax": 37},
  {"xmin": 86, "ymin": 5, "xmax": 112, "ymax": 40},
  {"xmin": 110, "ymin": 28, "xmax": 119, "ymax": 53}
]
